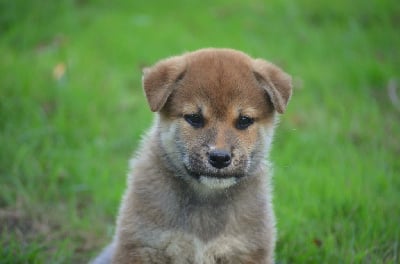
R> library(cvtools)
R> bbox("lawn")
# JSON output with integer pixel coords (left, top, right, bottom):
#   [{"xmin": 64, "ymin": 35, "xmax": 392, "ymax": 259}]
[{"xmin": 0, "ymin": 0, "xmax": 399, "ymax": 263}]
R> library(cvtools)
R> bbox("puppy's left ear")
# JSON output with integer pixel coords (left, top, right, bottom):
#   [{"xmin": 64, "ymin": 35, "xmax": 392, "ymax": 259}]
[
  {"xmin": 252, "ymin": 59, "xmax": 292, "ymax": 114},
  {"xmin": 142, "ymin": 56, "xmax": 186, "ymax": 112}
]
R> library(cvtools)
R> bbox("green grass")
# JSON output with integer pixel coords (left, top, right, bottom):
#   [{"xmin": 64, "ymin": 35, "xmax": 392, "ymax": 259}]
[{"xmin": 0, "ymin": 0, "xmax": 399, "ymax": 263}]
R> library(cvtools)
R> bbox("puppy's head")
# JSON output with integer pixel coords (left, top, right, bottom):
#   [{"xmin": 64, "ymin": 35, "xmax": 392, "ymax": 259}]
[{"xmin": 143, "ymin": 48, "xmax": 292, "ymax": 190}]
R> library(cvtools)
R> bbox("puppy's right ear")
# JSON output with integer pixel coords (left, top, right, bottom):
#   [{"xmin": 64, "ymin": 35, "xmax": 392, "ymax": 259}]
[
  {"xmin": 252, "ymin": 59, "xmax": 292, "ymax": 114},
  {"xmin": 142, "ymin": 56, "xmax": 186, "ymax": 112}
]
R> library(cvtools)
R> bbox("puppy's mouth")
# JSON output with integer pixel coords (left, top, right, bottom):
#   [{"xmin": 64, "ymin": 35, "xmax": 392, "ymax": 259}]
[
  {"xmin": 184, "ymin": 166, "xmax": 244, "ymax": 180},
  {"xmin": 183, "ymin": 166, "xmax": 243, "ymax": 189},
  {"xmin": 182, "ymin": 154, "xmax": 248, "ymax": 189},
  {"xmin": 198, "ymin": 175, "xmax": 238, "ymax": 189}
]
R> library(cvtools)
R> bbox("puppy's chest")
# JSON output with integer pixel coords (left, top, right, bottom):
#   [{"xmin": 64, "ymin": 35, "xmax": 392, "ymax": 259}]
[{"xmin": 145, "ymin": 230, "xmax": 249, "ymax": 263}]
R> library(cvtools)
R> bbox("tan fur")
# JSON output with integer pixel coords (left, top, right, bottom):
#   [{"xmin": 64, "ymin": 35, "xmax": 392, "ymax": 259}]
[{"xmin": 92, "ymin": 48, "xmax": 292, "ymax": 264}]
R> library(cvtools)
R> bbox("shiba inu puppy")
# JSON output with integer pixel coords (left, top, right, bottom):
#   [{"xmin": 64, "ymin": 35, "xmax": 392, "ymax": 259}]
[{"xmin": 93, "ymin": 48, "xmax": 292, "ymax": 264}]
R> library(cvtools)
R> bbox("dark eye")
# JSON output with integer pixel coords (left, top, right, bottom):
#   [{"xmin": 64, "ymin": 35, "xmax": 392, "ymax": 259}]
[
  {"xmin": 184, "ymin": 113, "xmax": 204, "ymax": 128},
  {"xmin": 236, "ymin": 115, "xmax": 254, "ymax": 130}
]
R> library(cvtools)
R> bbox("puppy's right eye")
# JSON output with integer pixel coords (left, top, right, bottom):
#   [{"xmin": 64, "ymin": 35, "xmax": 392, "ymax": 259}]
[
  {"xmin": 184, "ymin": 113, "xmax": 204, "ymax": 128},
  {"xmin": 236, "ymin": 115, "xmax": 254, "ymax": 130}
]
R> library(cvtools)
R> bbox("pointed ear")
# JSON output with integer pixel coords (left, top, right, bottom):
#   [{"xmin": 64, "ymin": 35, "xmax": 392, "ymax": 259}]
[
  {"xmin": 142, "ymin": 56, "xmax": 186, "ymax": 112},
  {"xmin": 252, "ymin": 59, "xmax": 292, "ymax": 114}
]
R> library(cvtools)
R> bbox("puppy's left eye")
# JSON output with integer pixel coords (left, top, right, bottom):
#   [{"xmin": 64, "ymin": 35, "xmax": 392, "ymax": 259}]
[
  {"xmin": 236, "ymin": 115, "xmax": 254, "ymax": 130},
  {"xmin": 184, "ymin": 113, "xmax": 204, "ymax": 128}
]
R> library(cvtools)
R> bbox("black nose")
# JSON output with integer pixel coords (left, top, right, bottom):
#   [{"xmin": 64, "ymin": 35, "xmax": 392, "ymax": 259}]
[{"xmin": 208, "ymin": 150, "xmax": 231, "ymax": 169}]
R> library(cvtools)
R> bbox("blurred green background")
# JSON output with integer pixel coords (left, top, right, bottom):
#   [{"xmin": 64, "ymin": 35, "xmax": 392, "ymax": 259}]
[{"xmin": 0, "ymin": 0, "xmax": 399, "ymax": 263}]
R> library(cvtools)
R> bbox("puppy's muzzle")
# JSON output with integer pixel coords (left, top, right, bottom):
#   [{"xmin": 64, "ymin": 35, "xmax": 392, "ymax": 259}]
[{"xmin": 208, "ymin": 149, "xmax": 231, "ymax": 169}]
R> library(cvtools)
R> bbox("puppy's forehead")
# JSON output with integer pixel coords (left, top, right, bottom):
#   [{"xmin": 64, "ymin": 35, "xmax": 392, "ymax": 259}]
[
  {"xmin": 185, "ymin": 49, "xmax": 252, "ymax": 81},
  {"xmin": 177, "ymin": 50, "xmax": 271, "ymax": 117}
]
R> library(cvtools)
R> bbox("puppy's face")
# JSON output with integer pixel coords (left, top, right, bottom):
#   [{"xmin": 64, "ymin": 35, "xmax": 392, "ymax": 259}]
[{"xmin": 143, "ymin": 49, "xmax": 292, "ymax": 190}]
